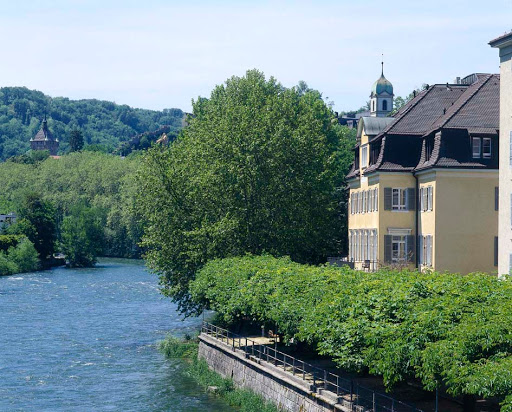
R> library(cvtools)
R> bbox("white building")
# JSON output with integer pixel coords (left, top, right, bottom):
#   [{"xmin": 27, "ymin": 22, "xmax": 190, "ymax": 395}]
[{"xmin": 490, "ymin": 31, "xmax": 512, "ymax": 275}]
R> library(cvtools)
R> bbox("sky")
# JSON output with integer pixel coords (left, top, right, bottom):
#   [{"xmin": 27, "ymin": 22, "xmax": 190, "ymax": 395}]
[{"xmin": 0, "ymin": 0, "xmax": 510, "ymax": 114}]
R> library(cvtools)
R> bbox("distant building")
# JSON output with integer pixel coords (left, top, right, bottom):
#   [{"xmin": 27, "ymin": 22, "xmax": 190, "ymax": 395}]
[
  {"xmin": 0, "ymin": 213, "xmax": 16, "ymax": 232},
  {"xmin": 30, "ymin": 117, "xmax": 59, "ymax": 155},
  {"xmin": 338, "ymin": 111, "xmax": 370, "ymax": 129},
  {"xmin": 347, "ymin": 73, "xmax": 499, "ymax": 274},
  {"xmin": 489, "ymin": 31, "xmax": 512, "ymax": 275}
]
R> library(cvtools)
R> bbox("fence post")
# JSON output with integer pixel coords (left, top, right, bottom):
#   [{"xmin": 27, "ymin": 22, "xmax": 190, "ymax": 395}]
[
  {"xmin": 292, "ymin": 357, "xmax": 295, "ymax": 375},
  {"xmin": 337, "ymin": 376, "xmax": 339, "ymax": 396},
  {"xmin": 302, "ymin": 364, "xmax": 305, "ymax": 381},
  {"xmin": 232, "ymin": 334, "xmax": 235, "ymax": 351},
  {"xmin": 266, "ymin": 346, "xmax": 269, "ymax": 362},
  {"xmin": 324, "ymin": 370, "xmax": 327, "ymax": 389},
  {"xmin": 252, "ymin": 342, "xmax": 254, "ymax": 357},
  {"xmin": 373, "ymin": 392, "xmax": 375, "ymax": 412},
  {"xmin": 350, "ymin": 380, "xmax": 353, "ymax": 403},
  {"xmin": 313, "ymin": 371, "xmax": 316, "ymax": 388}
]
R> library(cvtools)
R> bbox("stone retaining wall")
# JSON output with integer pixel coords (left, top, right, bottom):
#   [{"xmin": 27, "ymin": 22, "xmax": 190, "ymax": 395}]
[{"xmin": 198, "ymin": 333, "xmax": 352, "ymax": 412}]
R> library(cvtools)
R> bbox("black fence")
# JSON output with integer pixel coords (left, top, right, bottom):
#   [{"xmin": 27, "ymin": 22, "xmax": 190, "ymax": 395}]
[{"xmin": 201, "ymin": 321, "xmax": 424, "ymax": 412}]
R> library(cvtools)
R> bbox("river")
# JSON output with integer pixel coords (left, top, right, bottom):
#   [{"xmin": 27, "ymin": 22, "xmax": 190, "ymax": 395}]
[{"xmin": 0, "ymin": 259, "xmax": 231, "ymax": 411}]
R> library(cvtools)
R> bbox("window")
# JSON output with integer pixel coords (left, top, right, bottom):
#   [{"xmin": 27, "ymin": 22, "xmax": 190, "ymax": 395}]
[
  {"xmin": 482, "ymin": 138, "xmax": 491, "ymax": 159},
  {"xmin": 392, "ymin": 235, "xmax": 407, "ymax": 262},
  {"xmin": 362, "ymin": 191, "xmax": 367, "ymax": 213},
  {"xmin": 369, "ymin": 190, "xmax": 373, "ymax": 212},
  {"xmin": 374, "ymin": 188, "xmax": 378, "ymax": 211},
  {"xmin": 361, "ymin": 146, "xmax": 368, "ymax": 168},
  {"xmin": 421, "ymin": 187, "xmax": 427, "ymax": 212},
  {"xmin": 472, "ymin": 137, "xmax": 481, "ymax": 158},
  {"xmin": 382, "ymin": 100, "xmax": 388, "ymax": 111},
  {"xmin": 427, "ymin": 187, "xmax": 433, "ymax": 211},
  {"xmin": 419, "ymin": 235, "xmax": 433, "ymax": 267},
  {"xmin": 392, "ymin": 188, "xmax": 407, "ymax": 210}
]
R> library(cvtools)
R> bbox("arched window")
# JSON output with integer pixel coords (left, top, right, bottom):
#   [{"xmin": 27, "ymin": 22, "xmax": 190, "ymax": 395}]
[
  {"xmin": 382, "ymin": 100, "xmax": 388, "ymax": 111},
  {"xmin": 372, "ymin": 100, "xmax": 375, "ymax": 112}
]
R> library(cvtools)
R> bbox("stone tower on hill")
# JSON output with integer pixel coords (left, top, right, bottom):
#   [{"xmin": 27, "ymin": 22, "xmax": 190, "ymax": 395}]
[{"xmin": 30, "ymin": 116, "xmax": 59, "ymax": 155}]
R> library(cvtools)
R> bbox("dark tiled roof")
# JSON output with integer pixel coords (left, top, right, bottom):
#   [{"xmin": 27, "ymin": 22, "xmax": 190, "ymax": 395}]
[
  {"xmin": 383, "ymin": 85, "xmax": 467, "ymax": 136},
  {"xmin": 427, "ymin": 74, "xmax": 499, "ymax": 133},
  {"xmin": 31, "ymin": 120, "xmax": 57, "ymax": 142},
  {"xmin": 361, "ymin": 73, "xmax": 499, "ymax": 176}
]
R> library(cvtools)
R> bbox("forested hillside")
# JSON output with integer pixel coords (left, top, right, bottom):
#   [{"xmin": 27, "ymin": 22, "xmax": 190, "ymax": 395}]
[{"xmin": 0, "ymin": 86, "xmax": 185, "ymax": 160}]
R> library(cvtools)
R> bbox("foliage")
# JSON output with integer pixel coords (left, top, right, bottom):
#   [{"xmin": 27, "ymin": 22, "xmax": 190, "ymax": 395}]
[
  {"xmin": 0, "ymin": 86, "xmax": 185, "ymax": 160},
  {"xmin": 16, "ymin": 193, "xmax": 57, "ymax": 263},
  {"xmin": 159, "ymin": 336, "xmax": 280, "ymax": 412},
  {"xmin": 0, "ymin": 237, "xmax": 39, "ymax": 275},
  {"xmin": 0, "ymin": 234, "xmax": 25, "ymax": 251},
  {"xmin": 60, "ymin": 204, "xmax": 104, "ymax": 267},
  {"xmin": 7, "ymin": 238, "xmax": 39, "ymax": 272},
  {"xmin": 136, "ymin": 69, "xmax": 355, "ymax": 315},
  {"xmin": 0, "ymin": 151, "xmax": 141, "ymax": 259},
  {"xmin": 68, "ymin": 129, "xmax": 84, "ymax": 152},
  {"xmin": 190, "ymin": 255, "xmax": 512, "ymax": 409}
]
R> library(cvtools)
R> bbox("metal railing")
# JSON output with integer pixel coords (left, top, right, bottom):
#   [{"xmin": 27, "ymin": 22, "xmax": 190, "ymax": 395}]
[{"xmin": 201, "ymin": 322, "xmax": 423, "ymax": 412}]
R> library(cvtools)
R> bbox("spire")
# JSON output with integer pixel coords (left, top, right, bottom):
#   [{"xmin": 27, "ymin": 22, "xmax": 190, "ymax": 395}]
[{"xmin": 381, "ymin": 54, "xmax": 384, "ymax": 76}]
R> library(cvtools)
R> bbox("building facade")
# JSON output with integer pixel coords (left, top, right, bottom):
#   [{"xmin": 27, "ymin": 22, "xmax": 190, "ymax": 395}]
[
  {"xmin": 490, "ymin": 31, "xmax": 512, "ymax": 275},
  {"xmin": 30, "ymin": 117, "xmax": 59, "ymax": 155},
  {"xmin": 347, "ymin": 73, "xmax": 499, "ymax": 274}
]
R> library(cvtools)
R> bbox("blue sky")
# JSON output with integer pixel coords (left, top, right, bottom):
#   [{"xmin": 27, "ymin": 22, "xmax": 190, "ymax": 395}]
[{"xmin": 0, "ymin": 0, "xmax": 510, "ymax": 113}]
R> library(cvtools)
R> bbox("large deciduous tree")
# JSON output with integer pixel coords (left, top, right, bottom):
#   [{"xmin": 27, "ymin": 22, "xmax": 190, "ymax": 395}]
[{"xmin": 136, "ymin": 69, "xmax": 355, "ymax": 314}]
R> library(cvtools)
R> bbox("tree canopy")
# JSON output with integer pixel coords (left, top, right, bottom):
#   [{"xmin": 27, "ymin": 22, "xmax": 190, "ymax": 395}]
[
  {"xmin": 135, "ymin": 69, "xmax": 355, "ymax": 314},
  {"xmin": 0, "ymin": 86, "xmax": 185, "ymax": 160}
]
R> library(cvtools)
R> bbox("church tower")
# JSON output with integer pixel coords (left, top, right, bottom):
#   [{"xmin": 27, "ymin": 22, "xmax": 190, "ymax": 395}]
[
  {"xmin": 30, "ymin": 116, "xmax": 59, "ymax": 155},
  {"xmin": 370, "ymin": 60, "xmax": 394, "ymax": 117}
]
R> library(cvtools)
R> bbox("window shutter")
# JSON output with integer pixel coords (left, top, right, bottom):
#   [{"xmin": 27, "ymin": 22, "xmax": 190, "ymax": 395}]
[
  {"xmin": 426, "ymin": 235, "xmax": 432, "ymax": 266},
  {"xmin": 494, "ymin": 236, "xmax": 498, "ymax": 267},
  {"xmin": 419, "ymin": 236, "xmax": 423, "ymax": 265},
  {"xmin": 495, "ymin": 187, "xmax": 499, "ymax": 211},
  {"xmin": 406, "ymin": 188, "xmax": 416, "ymax": 211},
  {"xmin": 406, "ymin": 235, "xmax": 415, "ymax": 263},
  {"xmin": 419, "ymin": 188, "xmax": 423, "ymax": 211},
  {"xmin": 384, "ymin": 188, "xmax": 392, "ymax": 210},
  {"xmin": 375, "ymin": 188, "xmax": 378, "ymax": 211},
  {"xmin": 428, "ymin": 186, "xmax": 433, "ymax": 211},
  {"xmin": 384, "ymin": 235, "xmax": 392, "ymax": 263}
]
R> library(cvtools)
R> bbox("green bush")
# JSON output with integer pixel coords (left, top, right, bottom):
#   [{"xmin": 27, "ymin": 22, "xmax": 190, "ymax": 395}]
[
  {"xmin": 7, "ymin": 238, "xmax": 39, "ymax": 273},
  {"xmin": 0, "ymin": 234, "xmax": 24, "ymax": 252},
  {"xmin": 190, "ymin": 255, "xmax": 512, "ymax": 410},
  {"xmin": 0, "ymin": 251, "xmax": 19, "ymax": 275}
]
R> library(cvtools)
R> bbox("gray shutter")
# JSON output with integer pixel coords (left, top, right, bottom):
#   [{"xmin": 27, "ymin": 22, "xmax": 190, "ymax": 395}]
[
  {"xmin": 494, "ymin": 236, "xmax": 498, "ymax": 267},
  {"xmin": 384, "ymin": 188, "xmax": 392, "ymax": 210},
  {"xmin": 495, "ymin": 187, "xmax": 499, "ymax": 211},
  {"xmin": 406, "ymin": 235, "xmax": 415, "ymax": 263},
  {"xmin": 428, "ymin": 186, "xmax": 433, "ymax": 211},
  {"xmin": 418, "ymin": 236, "xmax": 423, "ymax": 265},
  {"xmin": 375, "ymin": 188, "xmax": 378, "ymax": 211},
  {"xmin": 384, "ymin": 235, "xmax": 392, "ymax": 263},
  {"xmin": 406, "ymin": 188, "xmax": 416, "ymax": 211}
]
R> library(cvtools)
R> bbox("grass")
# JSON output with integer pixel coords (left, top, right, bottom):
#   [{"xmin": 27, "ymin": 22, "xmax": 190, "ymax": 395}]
[{"xmin": 158, "ymin": 335, "xmax": 280, "ymax": 412}]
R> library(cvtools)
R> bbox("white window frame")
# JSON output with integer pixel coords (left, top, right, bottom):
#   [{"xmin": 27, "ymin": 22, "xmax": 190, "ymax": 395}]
[
  {"xmin": 472, "ymin": 137, "xmax": 481, "ymax": 159},
  {"xmin": 482, "ymin": 137, "xmax": 491, "ymax": 159},
  {"xmin": 427, "ymin": 186, "xmax": 433, "ymax": 211},
  {"xmin": 361, "ymin": 145, "xmax": 368, "ymax": 169},
  {"xmin": 391, "ymin": 235, "xmax": 407, "ymax": 262},
  {"xmin": 392, "ymin": 188, "xmax": 407, "ymax": 211}
]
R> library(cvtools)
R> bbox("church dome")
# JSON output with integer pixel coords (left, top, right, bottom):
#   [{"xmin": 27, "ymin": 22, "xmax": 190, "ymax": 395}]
[{"xmin": 371, "ymin": 74, "xmax": 393, "ymax": 96}]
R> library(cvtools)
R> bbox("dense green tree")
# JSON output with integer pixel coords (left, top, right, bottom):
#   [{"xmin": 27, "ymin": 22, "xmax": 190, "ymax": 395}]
[
  {"xmin": 136, "ymin": 69, "xmax": 355, "ymax": 314},
  {"xmin": 16, "ymin": 193, "xmax": 57, "ymax": 263},
  {"xmin": 61, "ymin": 205, "xmax": 104, "ymax": 267},
  {"xmin": 7, "ymin": 238, "xmax": 39, "ymax": 272},
  {"xmin": 68, "ymin": 129, "xmax": 84, "ymax": 152}
]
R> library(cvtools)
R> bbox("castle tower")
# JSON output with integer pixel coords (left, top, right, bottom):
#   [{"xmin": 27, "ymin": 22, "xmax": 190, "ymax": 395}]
[
  {"xmin": 370, "ymin": 60, "xmax": 394, "ymax": 117},
  {"xmin": 30, "ymin": 116, "xmax": 59, "ymax": 155}
]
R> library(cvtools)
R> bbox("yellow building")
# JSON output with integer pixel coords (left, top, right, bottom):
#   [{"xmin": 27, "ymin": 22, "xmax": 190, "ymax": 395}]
[{"xmin": 347, "ymin": 72, "xmax": 499, "ymax": 274}]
